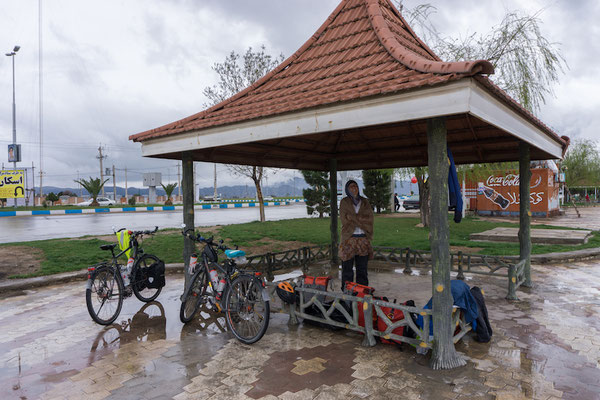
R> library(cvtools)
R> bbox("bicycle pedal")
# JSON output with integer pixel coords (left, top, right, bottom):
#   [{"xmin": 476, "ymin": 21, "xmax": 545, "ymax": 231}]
[{"xmin": 124, "ymin": 287, "xmax": 133, "ymax": 298}]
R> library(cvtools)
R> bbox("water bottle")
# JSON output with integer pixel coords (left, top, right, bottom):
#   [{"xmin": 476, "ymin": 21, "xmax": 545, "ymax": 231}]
[
  {"xmin": 189, "ymin": 254, "xmax": 198, "ymax": 274},
  {"xmin": 216, "ymin": 278, "xmax": 226, "ymax": 300},
  {"xmin": 122, "ymin": 257, "xmax": 134, "ymax": 286},
  {"xmin": 209, "ymin": 269, "xmax": 219, "ymax": 289}
]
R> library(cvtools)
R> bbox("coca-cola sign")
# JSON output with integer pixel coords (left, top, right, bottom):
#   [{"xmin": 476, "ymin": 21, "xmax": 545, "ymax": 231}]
[
  {"xmin": 486, "ymin": 174, "xmax": 519, "ymax": 187},
  {"xmin": 485, "ymin": 173, "xmax": 542, "ymax": 188}
]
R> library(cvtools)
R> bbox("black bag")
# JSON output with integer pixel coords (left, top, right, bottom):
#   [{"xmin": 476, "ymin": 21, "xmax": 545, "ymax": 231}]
[
  {"xmin": 303, "ymin": 299, "xmax": 351, "ymax": 331},
  {"xmin": 146, "ymin": 260, "xmax": 166, "ymax": 289},
  {"xmin": 470, "ymin": 286, "xmax": 492, "ymax": 342}
]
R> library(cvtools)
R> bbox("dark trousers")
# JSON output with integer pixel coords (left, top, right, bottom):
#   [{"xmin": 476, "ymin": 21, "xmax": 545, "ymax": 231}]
[{"xmin": 341, "ymin": 255, "xmax": 369, "ymax": 290}]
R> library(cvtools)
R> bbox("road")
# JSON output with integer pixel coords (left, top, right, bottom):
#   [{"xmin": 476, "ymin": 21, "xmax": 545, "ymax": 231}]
[{"xmin": 0, "ymin": 204, "xmax": 311, "ymax": 243}]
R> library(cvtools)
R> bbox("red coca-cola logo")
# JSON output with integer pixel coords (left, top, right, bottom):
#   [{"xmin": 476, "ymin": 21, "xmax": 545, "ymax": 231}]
[{"xmin": 486, "ymin": 174, "xmax": 520, "ymax": 187}]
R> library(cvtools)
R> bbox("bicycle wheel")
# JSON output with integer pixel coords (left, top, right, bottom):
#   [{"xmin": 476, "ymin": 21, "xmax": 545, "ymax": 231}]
[
  {"xmin": 180, "ymin": 268, "xmax": 208, "ymax": 323},
  {"xmin": 224, "ymin": 274, "xmax": 270, "ymax": 344},
  {"xmin": 86, "ymin": 264, "xmax": 124, "ymax": 325},
  {"xmin": 132, "ymin": 254, "xmax": 162, "ymax": 302}
]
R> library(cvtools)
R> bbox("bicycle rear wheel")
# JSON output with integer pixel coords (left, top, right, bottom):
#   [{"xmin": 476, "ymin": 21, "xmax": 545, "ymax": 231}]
[
  {"xmin": 86, "ymin": 264, "xmax": 124, "ymax": 325},
  {"xmin": 180, "ymin": 268, "xmax": 208, "ymax": 323},
  {"xmin": 224, "ymin": 274, "xmax": 270, "ymax": 344},
  {"xmin": 132, "ymin": 254, "xmax": 162, "ymax": 302}
]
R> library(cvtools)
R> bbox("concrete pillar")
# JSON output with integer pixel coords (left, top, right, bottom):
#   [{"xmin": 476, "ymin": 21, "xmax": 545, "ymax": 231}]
[
  {"xmin": 519, "ymin": 142, "xmax": 532, "ymax": 287},
  {"xmin": 329, "ymin": 159, "xmax": 339, "ymax": 267},
  {"xmin": 427, "ymin": 117, "xmax": 465, "ymax": 370},
  {"xmin": 182, "ymin": 152, "xmax": 195, "ymax": 288}
]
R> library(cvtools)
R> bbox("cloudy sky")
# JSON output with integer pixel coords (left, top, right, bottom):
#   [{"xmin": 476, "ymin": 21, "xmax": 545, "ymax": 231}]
[{"xmin": 0, "ymin": 0, "xmax": 597, "ymax": 190}]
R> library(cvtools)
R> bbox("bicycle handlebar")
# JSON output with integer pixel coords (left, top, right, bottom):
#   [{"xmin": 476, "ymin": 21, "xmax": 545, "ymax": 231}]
[
  {"xmin": 182, "ymin": 229, "xmax": 231, "ymax": 252},
  {"xmin": 119, "ymin": 226, "xmax": 158, "ymax": 237}
]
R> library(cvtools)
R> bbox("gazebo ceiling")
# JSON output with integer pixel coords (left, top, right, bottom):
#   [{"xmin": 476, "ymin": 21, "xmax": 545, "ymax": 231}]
[{"xmin": 130, "ymin": 0, "xmax": 568, "ymax": 171}]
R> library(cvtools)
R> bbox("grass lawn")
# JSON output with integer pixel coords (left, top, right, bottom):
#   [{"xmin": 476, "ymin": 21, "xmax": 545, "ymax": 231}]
[{"xmin": 2, "ymin": 215, "xmax": 598, "ymax": 278}]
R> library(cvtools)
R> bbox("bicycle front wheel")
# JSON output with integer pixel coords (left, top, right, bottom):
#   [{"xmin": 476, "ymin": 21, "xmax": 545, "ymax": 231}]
[
  {"xmin": 132, "ymin": 254, "xmax": 162, "ymax": 302},
  {"xmin": 86, "ymin": 264, "xmax": 124, "ymax": 325},
  {"xmin": 180, "ymin": 268, "xmax": 208, "ymax": 323},
  {"xmin": 224, "ymin": 274, "xmax": 270, "ymax": 344}
]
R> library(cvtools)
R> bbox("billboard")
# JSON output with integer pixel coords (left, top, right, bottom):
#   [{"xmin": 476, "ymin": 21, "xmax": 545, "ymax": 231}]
[
  {"xmin": 475, "ymin": 169, "xmax": 559, "ymax": 214},
  {"xmin": 8, "ymin": 144, "xmax": 21, "ymax": 163},
  {"xmin": 0, "ymin": 170, "xmax": 25, "ymax": 198}
]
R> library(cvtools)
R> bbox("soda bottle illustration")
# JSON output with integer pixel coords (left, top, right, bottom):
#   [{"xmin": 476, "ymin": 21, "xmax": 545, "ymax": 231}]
[{"xmin": 481, "ymin": 186, "xmax": 510, "ymax": 209}]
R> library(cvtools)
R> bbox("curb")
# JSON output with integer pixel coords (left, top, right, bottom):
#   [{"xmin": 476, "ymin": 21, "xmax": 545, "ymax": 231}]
[
  {"xmin": 3, "ymin": 248, "xmax": 600, "ymax": 294},
  {"xmin": 0, "ymin": 200, "xmax": 303, "ymax": 218},
  {"xmin": 0, "ymin": 263, "xmax": 185, "ymax": 294}
]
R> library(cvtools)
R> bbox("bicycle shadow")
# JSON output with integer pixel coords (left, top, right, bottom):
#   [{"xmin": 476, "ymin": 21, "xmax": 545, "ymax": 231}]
[
  {"xmin": 88, "ymin": 301, "xmax": 166, "ymax": 364},
  {"xmin": 179, "ymin": 304, "xmax": 228, "ymax": 339}
]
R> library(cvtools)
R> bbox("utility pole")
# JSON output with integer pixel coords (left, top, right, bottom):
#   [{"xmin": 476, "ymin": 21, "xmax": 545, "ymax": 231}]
[
  {"xmin": 96, "ymin": 145, "xmax": 107, "ymax": 196},
  {"xmin": 31, "ymin": 162, "xmax": 35, "ymax": 205},
  {"xmin": 213, "ymin": 163, "xmax": 218, "ymax": 200},
  {"xmin": 177, "ymin": 162, "xmax": 181, "ymax": 198},
  {"xmin": 6, "ymin": 45, "xmax": 20, "ymax": 207},
  {"xmin": 125, "ymin": 167, "xmax": 128, "ymax": 201},
  {"xmin": 77, "ymin": 170, "xmax": 81, "ymax": 196},
  {"xmin": 112, "ymin": 165, "xmax": 117, "ymax": 202}
]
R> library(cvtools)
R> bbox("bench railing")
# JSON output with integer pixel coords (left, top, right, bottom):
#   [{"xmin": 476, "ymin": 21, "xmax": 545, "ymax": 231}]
[
  {"xmin": 270, "ymin": 284, "xmax": 470, "ymax": 351},
  {"xmin": 253, "ymin": 245, "xmax": 525, "ymax": 299}
]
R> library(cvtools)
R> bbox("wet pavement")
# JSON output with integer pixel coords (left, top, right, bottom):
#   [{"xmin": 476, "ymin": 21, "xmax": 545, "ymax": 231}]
[{"xmin": 2, "ymin": 259, "xmax": 600, "ymax": 400}]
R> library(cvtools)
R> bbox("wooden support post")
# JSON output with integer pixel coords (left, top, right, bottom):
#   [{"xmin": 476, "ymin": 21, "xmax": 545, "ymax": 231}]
[
  {"xmin": 403, "ymin": 248, "xmax": 412, "ymax": 274},
  {"xmin": 506, "ymin": 264, "xmax": 518, "ymax": 300},
  {"xmin": 427, "ymin": 117, "xmax": 465, "ymax": 369},
  {"xmin": 329, "ymin": 159, "xmax": 339, "ymax": 268},
  {"xmin": 361, "ymin": 296, "xmax": 377, "ymax": 347},
  {"xmin": 519, "ymin": 142, "xmax": 532, "ymax": 288},
  {"xmin": 457, "ymin": 251, "xmax": 465, "ymax": 280},
  {"xmin": 182, "ymin": 152, "xmax": 195, "ymax": 290}
]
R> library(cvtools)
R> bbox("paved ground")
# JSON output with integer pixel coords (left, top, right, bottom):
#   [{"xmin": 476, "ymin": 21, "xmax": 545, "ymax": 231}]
[{"xmin": 2, "ymin": 259, "xmax": 600, "ymax": 400}]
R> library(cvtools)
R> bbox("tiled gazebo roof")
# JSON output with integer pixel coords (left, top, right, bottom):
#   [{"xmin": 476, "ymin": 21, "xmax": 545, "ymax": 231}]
[{"xmin": 130, "ymin": 0, "xmax": 568, "ymax": 170}]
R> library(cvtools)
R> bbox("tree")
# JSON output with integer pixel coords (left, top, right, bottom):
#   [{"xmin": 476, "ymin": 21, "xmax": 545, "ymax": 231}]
[
  {"xmin": 362, "ymin": 169, "xmax": 393, "ymax": 214},
  {"xmin": 394, "ymin": 2, "xmax": 566, "ymax": 226},
  {"xmin": 161, "ymin": 183, "xmax": 178, "ymax": 205},
  {"xmin": 203, "ymin": 46, "xmax": 285, "ymax": 222},
  {"xmin": 74, "ymin": 177, "xmax": 109, "ymax": 206},
  {"xmin": 562, "ymin": 139, "xmax": 600, "ymax": 187},
  {"xmin": 301, "ymin": 170, "xmax": 330, "ymax": 218},
  {"xmin": 46, "ymin": 192, "xmax": 59, "ymax": 206},
  {"xmin": 397, "ymin": 2, "xmax": 566, "ymax": 113}
]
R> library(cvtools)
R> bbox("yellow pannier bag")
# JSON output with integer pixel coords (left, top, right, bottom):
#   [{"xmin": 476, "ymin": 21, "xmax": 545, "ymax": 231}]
[{"xmin": 116, "ymin": 230, "xmax": 132, "ymax": 258}]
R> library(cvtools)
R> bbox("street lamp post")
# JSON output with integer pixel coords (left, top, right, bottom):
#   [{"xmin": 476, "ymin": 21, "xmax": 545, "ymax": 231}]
[{"xmin": 6, "ymin": 45, "xmax": 20, "ymax": 207}]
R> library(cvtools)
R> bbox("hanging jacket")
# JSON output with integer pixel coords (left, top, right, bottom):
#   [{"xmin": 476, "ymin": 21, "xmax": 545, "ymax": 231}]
[
  {"xmin": 417, "ymin": 280, "xmax": 479, "ymax": 335},
  {"xmin": 470, "ymin": 286, "xmax": 493, "ymax": 342},
  {"xmin": 447, "ymin": 147, "xmax": 463, "ymax": 223}
]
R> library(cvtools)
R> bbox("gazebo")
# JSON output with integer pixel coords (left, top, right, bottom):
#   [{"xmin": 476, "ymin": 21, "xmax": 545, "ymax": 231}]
[{"xmin": 130, "ymin": 0, "xmax": 568, "ymax": 369}]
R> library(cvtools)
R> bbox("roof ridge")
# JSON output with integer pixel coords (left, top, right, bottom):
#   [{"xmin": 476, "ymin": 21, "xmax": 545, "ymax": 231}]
[{"xmin": 366, "ymin": 0, "xmax": 494, "ymax": 75}]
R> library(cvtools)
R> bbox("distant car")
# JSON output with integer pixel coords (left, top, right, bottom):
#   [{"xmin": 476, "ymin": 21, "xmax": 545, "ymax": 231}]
[
  {"xmin": 263, "ymin": 195, "xmax": 274, "ymax": 201},
  {"xmin": 77, "ymin": 197, "xmax": 115, "ymax": 206},
  {"xmin": 402, "ymin": 195, "xmax": 420, "ymax": 210}
]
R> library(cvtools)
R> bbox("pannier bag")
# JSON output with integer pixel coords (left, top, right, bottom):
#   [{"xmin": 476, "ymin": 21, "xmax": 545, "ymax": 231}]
[
  {"xmin": 302, "ymin": 275, "xmax": 332, "ymax": 304},
  {"xmin": 344, "ymin": 281, "xmax": 377, "ymax": 329},
  {"xmin": 377, "ymin": 299, "xmax": 418, "ymax": 348},
  {"xmin": 145, "ymin": 260, "xmax": 166, "ymax": 289}
]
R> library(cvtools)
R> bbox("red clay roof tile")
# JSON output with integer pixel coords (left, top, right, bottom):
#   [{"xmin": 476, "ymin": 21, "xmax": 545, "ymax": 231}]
[{"xmin": 129, "ymin": 0, "xmax": 559, "ymax": 146}]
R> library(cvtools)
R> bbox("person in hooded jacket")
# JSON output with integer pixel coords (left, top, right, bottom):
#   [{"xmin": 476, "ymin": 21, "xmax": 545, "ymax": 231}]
[{"xmin": 339, "ymin": 180, "xmax": 374, "ymax": 290}]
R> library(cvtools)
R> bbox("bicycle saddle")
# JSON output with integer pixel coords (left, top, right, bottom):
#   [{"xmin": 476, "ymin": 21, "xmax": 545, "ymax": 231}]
[
  {"xmin": 224, "ymin": 249, "xmax": 245, "ymax": 258},
  {"xmin": 100, "ymin": 244, "xmax": 118, "ymax": 251}
]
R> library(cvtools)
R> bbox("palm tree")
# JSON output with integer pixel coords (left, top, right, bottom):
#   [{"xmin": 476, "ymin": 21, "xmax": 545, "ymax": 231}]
[
  {"xmin": 74, "ymin": 177, "xmax": 108, "ymax": 206},
  {"xmin": 161, "ymin": 183, "xmax": 177, "ymax": 205}
]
